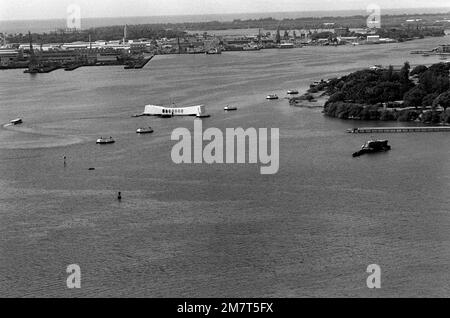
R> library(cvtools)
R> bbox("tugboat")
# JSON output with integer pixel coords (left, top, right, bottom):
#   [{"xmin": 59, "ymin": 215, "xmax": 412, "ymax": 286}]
[
  {"xmin": 10, "ymin": 118, "xmax": 23, "ymax": 125},
  {"xmin": 266, "ymin": 94, "xmax": 279, "ymax": 100},
  {"xmin": 224, "ymin": 105, "xmax": 238, "ymax": 111},
  {"xmin": 353, "ymin": 140, "xmax": 391, "ymax": 157},
  {"xmin": 96, "ymin": 137, "xmax": 116, "ymax": 145},
  {"xmin": 136, "ymin": 127, "xmax": 154, "ymax": 134}
]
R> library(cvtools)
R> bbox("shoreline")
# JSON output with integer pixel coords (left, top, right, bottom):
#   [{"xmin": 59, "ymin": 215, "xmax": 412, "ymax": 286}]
[
  {"xmin": 295, "ymin": 61, "xmax": 450, "ymax": 125},
  {"xmin": 0, "ymin": 123, "xmax": 87, "ymax": 149},
  {"xmin": 1, "ymin": 35, "xmax": 444, "ymax": 72}
]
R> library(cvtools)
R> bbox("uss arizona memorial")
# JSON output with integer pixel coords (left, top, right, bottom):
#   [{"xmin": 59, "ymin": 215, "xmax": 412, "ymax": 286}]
[{"xmin": 144, "ymin": 104, "xmax": 209, "ymax": 118}]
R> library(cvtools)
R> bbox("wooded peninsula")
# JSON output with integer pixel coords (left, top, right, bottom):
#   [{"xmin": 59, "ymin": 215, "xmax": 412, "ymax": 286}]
[{"xmin": 292, "ymin": 62, "xmax": 450, "ymax": 124}]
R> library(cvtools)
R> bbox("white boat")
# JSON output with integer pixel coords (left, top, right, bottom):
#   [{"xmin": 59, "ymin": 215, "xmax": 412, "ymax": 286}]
[
  {"xmin": 136, "ymin": 127, "xmax": 154, "ymax": 134},
  {"xmin": 206, "ymin": 48, "xmax": 222, "ymax": 55},
  {"xmin": 96, "ymin": 137, "xmax": 115, "ymax": 145},
  {"xmin": 278, "ymin": 43, "xmax": 295, "ymax": 49},
  {"xmin": 10, "ymin": 118, "xmax": 23, "ymax": 125},
  {"xmin": 243, "ymin": 43, "xmax": 260, "ymax": 51},
  {"xmin": 224, "ymin": 105, "xmax": 238, "ymax": 111},
  {"xmin": 266, "ymin": 94, "xmax": 279, "ymax": 100},
  {"xmin": 287, "ymin": 90, "xmax": 299, "ymax": 95},
  {"xmin": 369, "ymin": 65, "xmax": 383, "ymax": 71}
]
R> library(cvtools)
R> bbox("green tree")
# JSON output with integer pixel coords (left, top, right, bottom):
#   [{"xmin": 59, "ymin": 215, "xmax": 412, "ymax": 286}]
[
  {"xmin": 400, "ymin": 61, "xmax": 411, "ymax": 84},
  {"xmin": 328, "ymin": 92, "xmax": 346, "ymax": 103},
  {"xmin": 403, "ymin": 86, "xmax": 427, "ymax": 108},
  {"xmin": 433, "ymin": 90, "xmax": 450, "ymax": 110},
  {"xmin": 442, "ymin": 109, "xmax": 450, "ymax": 123},
  {"xmin": 383, "ymin": 65, "xmax": 394, "ymax": 82},
  {"xmin": 410, "ymin": 65, "xmax": 427, "ymax": 76},
  {"xmin": 423, "ymin": 93, "xmax": 439, "ymax": 107}
]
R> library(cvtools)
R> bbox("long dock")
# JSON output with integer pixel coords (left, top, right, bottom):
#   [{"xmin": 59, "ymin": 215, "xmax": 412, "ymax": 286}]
[{"xmin": 348, "ymin": 126, "xmax": 450, "ymax": 134}]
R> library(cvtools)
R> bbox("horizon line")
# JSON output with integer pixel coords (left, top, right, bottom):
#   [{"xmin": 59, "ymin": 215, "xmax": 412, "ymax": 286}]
[{"xmin": 1, "ymin": 6, "xmax": 450, "ymax": 23}]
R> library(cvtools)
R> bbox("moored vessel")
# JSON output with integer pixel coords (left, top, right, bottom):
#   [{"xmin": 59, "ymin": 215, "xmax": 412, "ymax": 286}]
[
  {"xmin": 224, "ymin": 105, "xmax": 238, "ymax": 111},
  {"xmin": 353, "ymin": 140, "xmax": 391, "ymax": 157},
  {"xmin": 136, "ymin": 127, "xmax": 154, "ymax": 134},
  {"xmin": 266, "ymin": 94, "xmax": 279, "ymax": 100},
  {"xmin": 206, "ymin": 48, "xmax": 222, "ymax": 55},
  {"xmin": 10, "ymin": 118, "xmax": 23, "ymax": 125},
  {"xmin": 96, "ymin": 137, "xmax": 116, "ymax": 145}
]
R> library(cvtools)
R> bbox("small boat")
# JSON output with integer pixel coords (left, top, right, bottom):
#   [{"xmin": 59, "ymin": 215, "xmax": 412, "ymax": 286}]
[
  {"xmin": 96, "ymin": 137, "xmax": 115, "ymax": 145},
  {"xmin": 206, "ymin": 48, "xmax": 222, "ymax": 55},
  {"xmin": 287, "ymin": 90, "xmax": 299, "ymax": 95},
  {"xmin": 369, "ymin": 65, "xmax": 383, "ymax": 71},
  {"xmin": 224, "ymin": 105, "xmax": 238, "ymax": 111},
  {"xmin": 136, "ymin": 127, "xmax": 154, "ymax": 134},
  {"xmin": 196, "ymin": 113, "xmax": 211, "ymax": 118},
  {"xmin": 10, "ymin": 118, "xmax": 23, "ymax": 125},
  {"xmin": 243, "ymin": 44, "xmax": 260, "ymax": 51},
  {"xmin": 352, "ymin": 140, "xmax": 391, "ymax": 157},
  {"xmin": 266, "ymin": 94, "xmax": 279, "ymax": 100}
]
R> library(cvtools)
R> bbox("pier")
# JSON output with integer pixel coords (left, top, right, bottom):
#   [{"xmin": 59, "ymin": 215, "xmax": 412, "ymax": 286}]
[{"xmin": 348, "ymin": 126, "xmax": 450, "ymax": 134}]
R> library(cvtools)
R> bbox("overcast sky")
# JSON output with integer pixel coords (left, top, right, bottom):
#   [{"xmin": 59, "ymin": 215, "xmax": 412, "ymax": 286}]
[{"xmin": 1, "ymin": 0, "xmax": 449, "ymax": 21}]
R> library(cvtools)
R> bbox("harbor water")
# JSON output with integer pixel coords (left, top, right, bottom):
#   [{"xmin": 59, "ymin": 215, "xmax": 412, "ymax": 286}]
[{"xmin": 0, "ymin": 36, "xmax": 449, "ymax": 297}]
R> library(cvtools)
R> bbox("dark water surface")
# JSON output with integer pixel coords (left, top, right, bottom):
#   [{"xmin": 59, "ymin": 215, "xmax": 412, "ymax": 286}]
[{"xmin": 0, "ymin": 37, "xmax": 449, "ymax": 297}]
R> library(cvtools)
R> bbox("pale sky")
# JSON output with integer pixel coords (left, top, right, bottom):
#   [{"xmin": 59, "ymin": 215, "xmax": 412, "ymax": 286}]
[{"xmin": 0, "ymin": 0, "xmax": 449, "ymax": 21}]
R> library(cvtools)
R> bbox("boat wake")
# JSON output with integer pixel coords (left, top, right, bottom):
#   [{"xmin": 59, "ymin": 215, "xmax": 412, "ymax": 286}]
[{"xmin": 1, "ymin": 123, "xmax": 86, "ymax": 149}]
